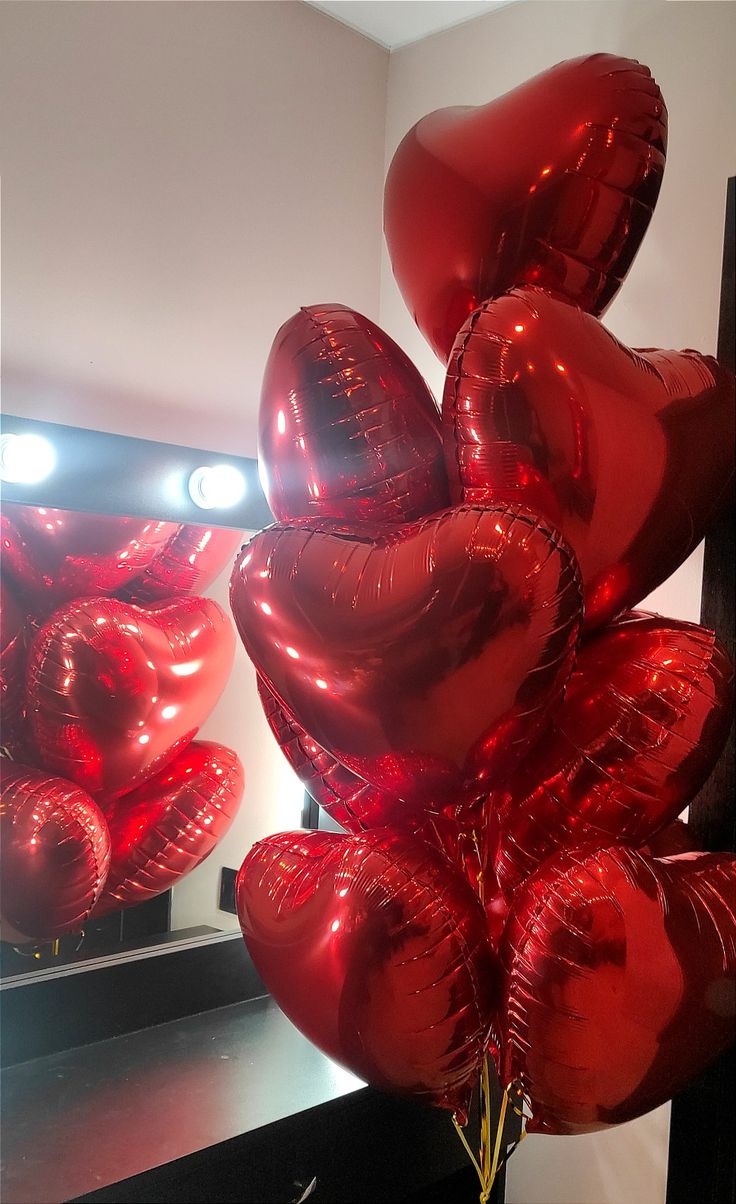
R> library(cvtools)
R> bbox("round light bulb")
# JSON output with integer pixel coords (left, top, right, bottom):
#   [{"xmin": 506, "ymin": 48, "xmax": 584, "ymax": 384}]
[
  {"xmin": 188, "ymin": 464, "xmax": 246, "ymax": 510},
  {"xmin": 0, "ymin": 433, "xmax": 56, "ymax": 484}
]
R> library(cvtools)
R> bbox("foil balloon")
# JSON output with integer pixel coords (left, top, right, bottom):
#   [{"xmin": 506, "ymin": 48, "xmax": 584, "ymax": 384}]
[
  {"xmin": 0, "ymin": 578, "xmax": 30, "ymax": 757},
  {"xmin": 1, "ymin": 503, "xmax": 241, "ymax": 612},
  {"xmin": 257, "ymin": 673, "xmax": 411, "ymax": 831},
  {"xmin": 119, "ymin": 525, "xmax": 243, "ymax": 605},
  {"xmin": 259, "ymin": 304, "xmax": 449, "ymax": 525},
  {"xmin": 1, "ymin": 505, "xmax": 178, "ymax": 610},
  {"xmin": 237, "ymin": 828, "xmax": 500, "ymax": 1120},
  {"xmin": 26, "ymin": 596, "xmax": 235, "ymax": 801},
  {"xmin": 385, "ymin": 54, "xmax": 667, "ymax": 362},
  {"xmin": 0, "ymin": 761, "xmax": 111, "ymax": 943},
  {"xmin": 443, "ymin": 286, "xmax": 735, "ymax": 628},
  {"xmin": 257, "ymin": 674, "xmax": 499, "ymax": 906},
  {"xmin": 94, "ymin": 740, "xmax": 244, "ymax": 916},
  {"xmin": 493, "ymin": 612, "xmax": 734, "ymax": 902},
  {"xmin": 501, "ymin": 845, "xmax": 736, "ymax": 1134},
  {"xmin": 230, "ymin": 505, "xmax": 582, "ymax": 811}
]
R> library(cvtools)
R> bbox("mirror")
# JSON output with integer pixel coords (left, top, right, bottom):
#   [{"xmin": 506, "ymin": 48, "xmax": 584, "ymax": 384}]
[{"xmin": 0, "ymin": 492, "xmax": 308, "ymax": 981}]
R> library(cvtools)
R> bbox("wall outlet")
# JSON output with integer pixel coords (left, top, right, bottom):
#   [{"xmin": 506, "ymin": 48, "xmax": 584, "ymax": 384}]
[{"xmin": 218, "ymin": 867, "xmax": 238, "ymax": 915}]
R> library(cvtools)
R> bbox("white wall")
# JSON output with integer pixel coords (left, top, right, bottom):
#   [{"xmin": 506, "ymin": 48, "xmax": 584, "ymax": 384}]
[
  {"xmin": 0, "ymin": 0, "xmax": 388, "ymax": 457},
  {"xmin": 378, "ymin": 4, "xmax": 735, "ymax": 1202}
]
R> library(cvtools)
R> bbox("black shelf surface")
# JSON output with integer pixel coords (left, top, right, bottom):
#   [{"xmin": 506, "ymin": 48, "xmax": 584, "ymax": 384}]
[
  {"xmin": 1, "ymin": 996, "xmax": 357, "ymax": 1202},
  {"xmin": 0, "ymin": 995, "xmax": 475, "ymax": 1204}
]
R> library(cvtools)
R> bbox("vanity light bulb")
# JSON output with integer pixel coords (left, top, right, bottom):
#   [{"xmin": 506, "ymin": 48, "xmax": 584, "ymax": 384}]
[
  {"xmin": 0, "ymin": 433, "xmax": 56, "ymax": 485},
  {"xmin": 188, "ymin": 464, "xmax": 246, "ymax": 510}
]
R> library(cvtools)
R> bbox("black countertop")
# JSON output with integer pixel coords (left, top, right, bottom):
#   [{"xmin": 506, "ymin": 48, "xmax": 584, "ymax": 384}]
[
  {"xmin": 1, "ymin": 995, "xmax": 362, "ymax": 1203},
  {"xmin": 1, "ymin": 995, "xmax": 477, "ymax": 1204}
]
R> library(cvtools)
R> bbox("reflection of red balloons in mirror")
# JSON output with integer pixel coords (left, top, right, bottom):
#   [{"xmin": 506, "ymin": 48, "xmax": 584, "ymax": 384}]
[
  {"xmin": 493, "ymin": 612, "xmax": 734, "ymax": 901},
  {"xmin": 385, "ymin": 54, "xmax": 667, "ymax": 362},
  {"xmin": 443, "ymin": 286, "xmax": 735, "ymax": 629},
  {"xmin": 1, "ymin": 506, "xmax": 177, "ymax": 609},
  {"xmin": 120, "ymin": 526, "xmax": 243, "ymax": 605},
  {"xmin": 0, "ymin": 579, "xmax": 31, "ymax": 758},
  {"xmin": 259, "ymin": 304, "xmax": 449, "ymax": 525},
  {"xmin": 0, "ymin": 761, "xmax": 111, "ymax": 942},
  {"xmin": 94, "ymin": 740, "xmax": 244, "ymax": 916},
  {"xmin": 237, "ymin": 828, "xmax": 500, "ymax": 1121},
  {"xmin": 27, "ymin": 596, "xmax": 235, "ymax": 801},
  {"xmin": 230, "ymin": 505, "xmax": 582, "ymax": 812},
  {"xmin": 501, "ymin": 846, "xmax": 736, "ymax": 1134},
  {"xmin": 1, "ymin": 504, "xmax": 242, "ymax": 612}
]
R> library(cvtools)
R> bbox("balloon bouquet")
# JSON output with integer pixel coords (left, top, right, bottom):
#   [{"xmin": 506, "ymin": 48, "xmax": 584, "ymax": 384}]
[
  {"xmin": 0, "ymin": 508, "xmax": 244, "ymax": 948},
  {"xmin": 230, "ymin": 54, "xmax": 736, "ymax": 1199}
]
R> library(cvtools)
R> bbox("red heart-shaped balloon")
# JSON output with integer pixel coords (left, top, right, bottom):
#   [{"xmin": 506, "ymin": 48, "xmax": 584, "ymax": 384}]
[
  {"xmin": 26, "ymin": 596, "xmax": 235, "ymax": 801},
  {"xmin": 0, "ymin": 761, "xmax": 111, "ymax": 943},
  {"xmin": 257, "ymin": 673, "xmax": 410, "ymax": 831},
  {"xmin": 501, "ymin": 845, "xmax": 736, "ymax": 1134},
  {"xmin": 237, "ymin": 828, "xmax": 500, "ymax": 1120},
  {"xmin": 493, "ymin": 611, "xmax": 734, "ymax": 902},
  {"xmin": 230, "ymin": 505, "xmax": 582, "ymax": 811},
  {"xmin": 94, "ymin": 740, "xmax": 243, "ymax": 916},
  {"xmin": 1, "ymin": 504, "xmax": 240, "ymax": 612},
  {"xmin": 385, "ymin": 54, "xmax": 666, "ymax": 362},
  {"xmin": 257, "ymin": 674, "xmax": 498, "ymax": 903},
  {"xmin": 259, "ymin": 304, "xmax": 449, "ymax": 525},
  {"xmin": 119, "ymin": 525, "xmax": 243, "ymax": 605},
  {"xmin": 0, "ymin": 579, "xmax": 29, "ymax": 756},
  {"xmin": 443, "ymin": 286, "xmax": 735, "ymax": 628}
]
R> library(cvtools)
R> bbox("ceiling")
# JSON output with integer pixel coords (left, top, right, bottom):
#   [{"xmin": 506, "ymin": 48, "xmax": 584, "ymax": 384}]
[{"xmin": 305, "ymin": 1, "xmax": 515, "ymax": 50}]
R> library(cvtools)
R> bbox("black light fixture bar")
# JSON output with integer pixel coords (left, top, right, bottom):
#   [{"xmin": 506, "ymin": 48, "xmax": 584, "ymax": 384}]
[{"xmin": 0, "ymin": 413, "xmax": 273, "ymax": 531}]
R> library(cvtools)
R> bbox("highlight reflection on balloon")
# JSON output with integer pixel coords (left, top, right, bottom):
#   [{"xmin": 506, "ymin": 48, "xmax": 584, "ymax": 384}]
[
  {"xmin": 259, "ymin": 304, "xmax": 449, "ymax": 525},
  {"xmin": 0, "ymin": 761, "xmax": 111, "ymax": 942},
  {"xmin": 230, "ymin": 505, "xmax": 583, "ymax": 812},
  {"xmin": 501, "ymin": 846, "xmax": 736, "ymax": 1134},
  {"xmin": 95, "ymin": 740, "xmax": 244, "ymax": 916},
  {"xmin": 27, "ymin": 595, "xmax": 235, "ymax": 801},
  {"xmin": 237, "ymin": 828, "xmax": 500, "ymax": 1121},
  {"xmin": 493, "ymin": 611, "xmax": 734, "ymax": 902},
  {"xmin": 385, "ymin": 53, "xmax": 667, "ymax": 362},
  {"xmin": 443, "ymin": 286, "xmax": 735, "ymax": 629}
]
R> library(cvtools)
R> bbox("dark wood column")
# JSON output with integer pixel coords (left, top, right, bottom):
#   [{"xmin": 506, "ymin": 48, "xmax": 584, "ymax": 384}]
[{"xmin": 666, "ymin": 176, "xmax": 735, "ymax": 1204}]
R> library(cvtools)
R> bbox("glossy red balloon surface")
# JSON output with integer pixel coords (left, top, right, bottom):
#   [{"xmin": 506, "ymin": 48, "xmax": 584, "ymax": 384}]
[
  {"xmin": 493, "ymin": 612, "xmax": 734, "ymax": 901},
  {"xmin": 259, "ymin": 304, "xmax": 449, "ymax": 525},
  {"xmin": 0, "ymin": 579, "xmax": 30, "ymax": 756},
  {"xmin": 27, "ymin": 596, "xmax": 235, "ymax": 801},
  {"xmin": 120, "ymin": 525, "xmax": 243, "ymax": 605},
  {"xmin": 258, "ymin": 674, "xmax": 502, "ymax": 908},
  {"xmin": 1, "ymin": 505, "xmax": 177, "ymax": 609},
  {"xmin": 230, "ymin": 505, "xmax": 582, "ymax": 812},
  {"xmin": 501, "ymin": 846, "xmax": 736, "ymax": 1134},
  {"xmin": 443, "ymin": 286, "xmax": 735, "ymax": 628},
  {"xmin": 94, "ymin": 740, "xmax": 243, "ymax": 916},
  {"xmin": 0, "ymin": 761, "xmax": 111, "ymax": 942},
  {"xmin": 1, "ymin": 504, "xmax": 241, "ymax": 612},
  {"xmin": 257, "ymin": 673, "xmax": 410, "ymax": 830},
  {"xmin": 237, "ymin": 828, "xmax": 500, "ymax": 1119},
  {"xmin": 385, "ymin": 54, "xmax": 667, "ymax": 362}
]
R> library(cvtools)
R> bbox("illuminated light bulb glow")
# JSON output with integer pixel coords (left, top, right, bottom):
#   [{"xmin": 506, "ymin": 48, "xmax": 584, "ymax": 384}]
[
  {"xmin": 188, "ymin": 464, "xmax": 246, "ymax": 510},
  {"xmin": 0, "ymin": 433, "xmax": 56, "ymax": 484}
]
